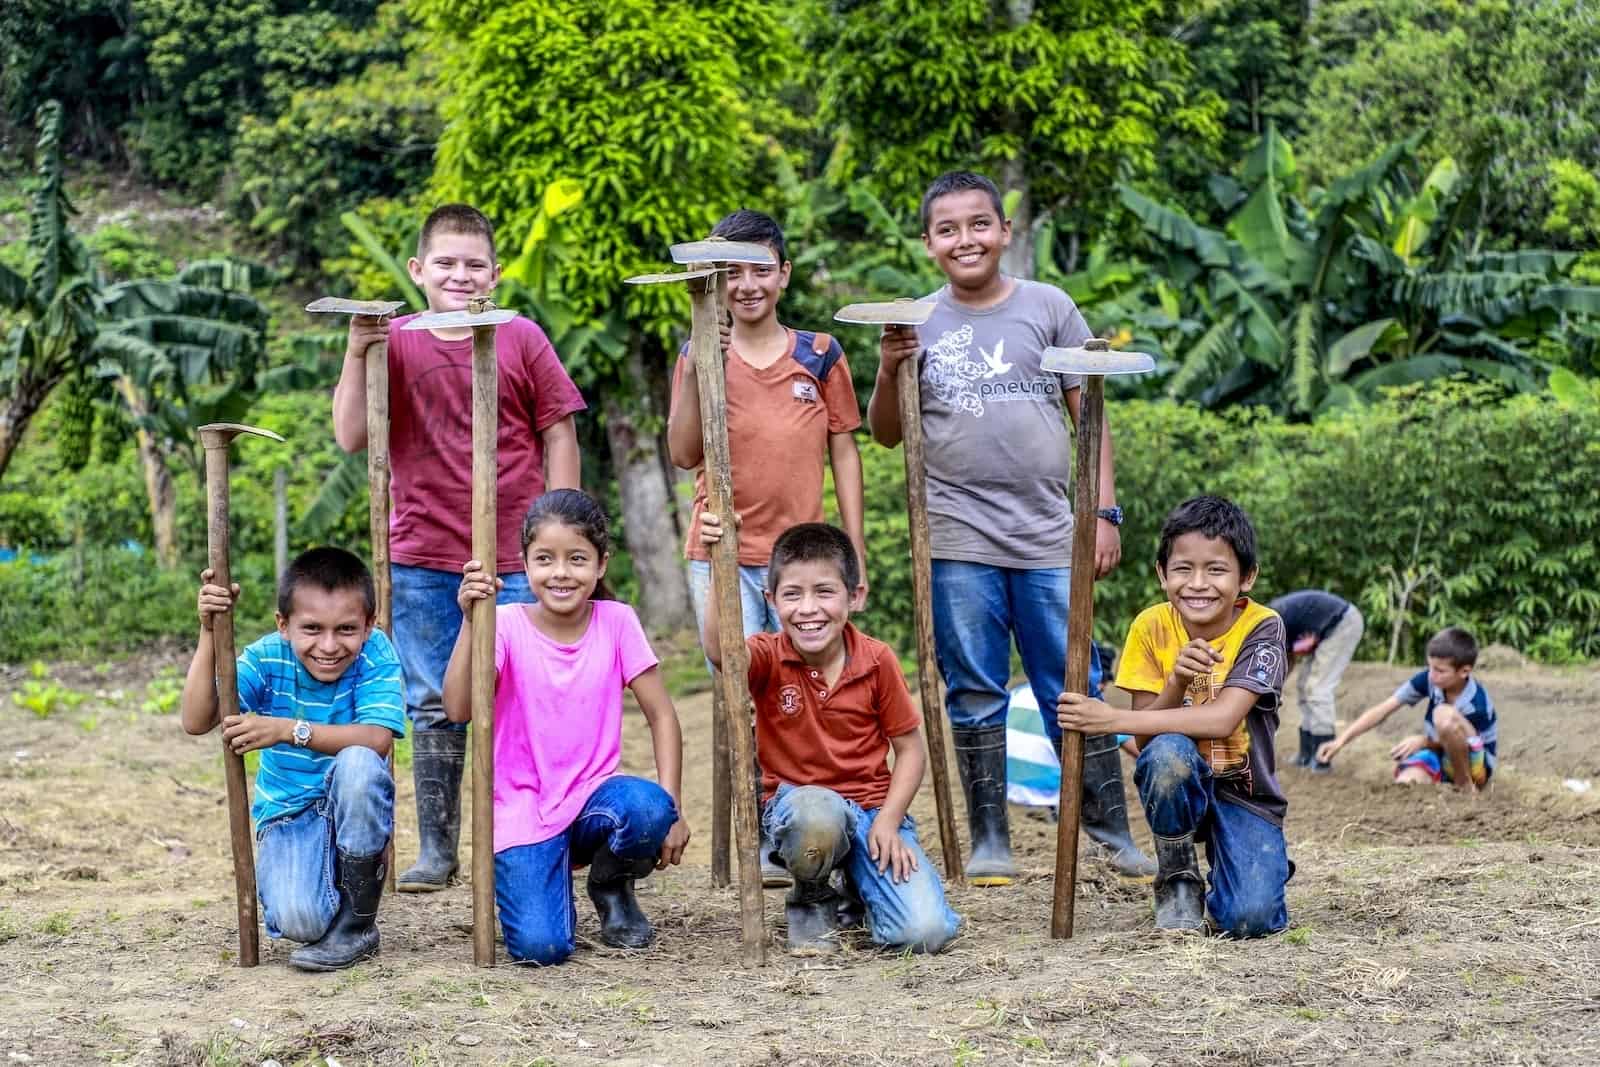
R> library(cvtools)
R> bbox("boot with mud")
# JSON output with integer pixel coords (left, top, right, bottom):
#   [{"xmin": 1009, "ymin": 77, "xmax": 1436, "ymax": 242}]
[
  {"xmin": 786, "ymin": 877, "xmax": 842, "ymax": 954},
  {"xmin": 586, "ymin": 845, "xmax": 657, "ymax": 949},
  {"xmin": 289, "ymin": 848, "xmax": 386, "ymax": 971},
  {"xmin": 952, "ymin": 724, "xmax": 1017, "ymax": 886},
  {"xmin": 1077, "ymin": 734, "xmax": 1158, "ymax": 881},
  {"xmin": 1152, "ymin": 832, "xmax": 1207, "ymax": 934},
  {"xmin": 397, "ymin": 729, "xmax": 464, "ymax": 892}
]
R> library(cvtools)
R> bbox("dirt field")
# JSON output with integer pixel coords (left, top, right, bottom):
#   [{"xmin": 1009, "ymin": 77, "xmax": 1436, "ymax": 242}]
[{"xmin": 3, "ymin": 647, "xmax": 1598, "ymax": 1066}]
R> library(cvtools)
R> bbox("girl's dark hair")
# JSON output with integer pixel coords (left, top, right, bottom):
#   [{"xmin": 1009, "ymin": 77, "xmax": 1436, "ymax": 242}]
[
  {"xmin": 519, "ymin": 489, "xmax": 615, "ymax": 600},
  {"xmin": 278, "ymin": 546, "xmax": 375, "ymax": 619},
  {"xmin": 1155, "ymin": 495, "xmax": 1259, "ymax": 576}
]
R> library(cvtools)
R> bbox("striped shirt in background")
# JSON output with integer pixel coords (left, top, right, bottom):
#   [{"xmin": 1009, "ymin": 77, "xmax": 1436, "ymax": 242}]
[
  {"xmin": 235, "ymin": 630, "xmax": 406, "ymax": 826},
  {"xmin": 1393, "ymin": 671, "xmax": 1499, "ymax": 774}
]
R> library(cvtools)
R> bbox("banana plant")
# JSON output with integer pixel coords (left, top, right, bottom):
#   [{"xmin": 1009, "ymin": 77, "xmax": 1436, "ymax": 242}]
[{"xmin": 1102, "ymin": 126, "xmax": 1600, "ymax": 413}]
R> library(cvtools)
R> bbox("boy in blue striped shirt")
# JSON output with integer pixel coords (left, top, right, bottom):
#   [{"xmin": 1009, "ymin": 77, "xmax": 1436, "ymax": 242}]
[{"xmin": 181, "ymin": 547, "xmax": 406, "ymax": 970}]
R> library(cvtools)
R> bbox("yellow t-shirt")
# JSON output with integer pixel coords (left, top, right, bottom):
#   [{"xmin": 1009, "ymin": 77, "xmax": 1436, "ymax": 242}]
[{"xmin": 1115, "ymin": 598, "xmax": 1290, "ymax": 823}]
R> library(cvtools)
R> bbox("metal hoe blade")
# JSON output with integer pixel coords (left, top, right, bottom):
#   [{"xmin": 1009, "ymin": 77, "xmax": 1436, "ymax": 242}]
[
  {"xmin": 197, "ymin": 422, "xmax": 285, "ymax": 443},
  {"xmin": 669, "ymin": 239, "xmax": 775, "ymax": 266},
  {"xmin": 833, "ymin": 300, "xmax": 935, "ymax": 327},
  {"xmin": 305, "ymin": 297, "xmax": 406, "ymax": 317},
  {"xmin": 624, "ymin": 268, "xmax": 722, "ymax": 287},
  {"xmin": 402, "ymin": 298, "xmax": 517, "ymax": 330},
  {"xmin": 1040, "ymin": 338, "xmax": 1156, "ymax": 376}
]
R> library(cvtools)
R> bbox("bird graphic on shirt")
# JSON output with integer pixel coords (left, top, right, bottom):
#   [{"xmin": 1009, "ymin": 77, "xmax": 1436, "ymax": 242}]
[{"xmin": 979, "ymin": 338, "xmax": 1012, "ymax": 378}]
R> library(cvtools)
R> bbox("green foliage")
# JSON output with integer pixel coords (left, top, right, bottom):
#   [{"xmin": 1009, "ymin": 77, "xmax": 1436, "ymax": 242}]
[
  {"xmin": 855, "ymin": 383, "xmax": 1600, "ymax": 666},
  {"xmin": 141, "ymin": 668, "xmax": 182, "ymax": 714},
  {"xmin": 0, "ymin": 0, "xmax": 144, "ymax": 159},
  {"xmin": 13, "ymin": 677, "xmax": 90, "ymax": 718},
  {"xmin": 1543, "ymin": 160, "xmax": 1600, "ymax": 288},
  {"xmin": 86, "ymin": 223, "xmax": 175, "ymax": 282},
  {"xmin": 419, "ymin": 0, "xmax": 793, "ymax": 360},
  {"xmin": 810, "ymin": 0, "xmax": 1226, "ymax": 247},
  {"xmin": 1096, "ymin": 130, "xmax": 1600, "ymax": 412},
  {"xmin": 1298, "ymin": 0, "xmax": 1600, "ymax": 244}
]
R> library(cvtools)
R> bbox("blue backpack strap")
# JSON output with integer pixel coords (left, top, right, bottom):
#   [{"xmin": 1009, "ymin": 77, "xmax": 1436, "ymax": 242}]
[{"xmin": 791, "ymin": 330, "xmax": 843, "ymax": 382}]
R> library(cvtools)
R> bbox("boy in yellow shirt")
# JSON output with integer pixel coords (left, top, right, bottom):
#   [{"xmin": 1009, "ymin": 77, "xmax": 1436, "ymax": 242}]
[{"xmin": 1058, "ymin": 495, "xmax": 1291, "ymax": 936}]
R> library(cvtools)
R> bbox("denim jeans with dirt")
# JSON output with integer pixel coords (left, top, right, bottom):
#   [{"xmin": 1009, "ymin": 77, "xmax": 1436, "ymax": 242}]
[
  {"xmin": 765, "ymin": 783, "xmax": 961, "ymax": 953},
  {"xmin": 493, "ymin": 775, "xmax": 678, "ymax": 966},
  {"xmin": 391, "ymin": 563, "xmax": 533, "ymax": 733},
  {"xmin": 255, "ymin": 746, "xmax": 394, "ymax": 943},
  {"xmin": 1134, "ymin": 734, "xmax": 1291, "ymax": 938}
]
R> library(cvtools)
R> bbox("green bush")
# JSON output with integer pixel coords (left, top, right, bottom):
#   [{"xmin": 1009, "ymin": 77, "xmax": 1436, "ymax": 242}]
[{"xmin": 855, "ymin": 382, "xmax": 1600, "ymax": 666}]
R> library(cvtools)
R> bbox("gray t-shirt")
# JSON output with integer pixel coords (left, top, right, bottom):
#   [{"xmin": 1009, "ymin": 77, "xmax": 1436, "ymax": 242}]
[{"xmin": 913, "ymin": 279, "xmax": 1089, "ymax": 568}]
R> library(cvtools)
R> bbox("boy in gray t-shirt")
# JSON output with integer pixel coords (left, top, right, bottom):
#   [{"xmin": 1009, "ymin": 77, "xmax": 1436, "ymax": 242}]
[{"xmin": 867, "ymin": 170, "xmax": 1154, "ymax": 885}]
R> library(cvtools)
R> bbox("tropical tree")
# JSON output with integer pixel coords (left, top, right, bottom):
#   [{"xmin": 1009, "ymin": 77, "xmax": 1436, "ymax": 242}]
[
  {"xmin": 809, "ymin": 0, "xmax": 1227, "ymax": 277},
  {"xmin": 0, "ymin": 101, "xmax": 100, "ymax": 484},
  {"xmin": 414, "ymin": 0, "xmax": 794, "ymax": 631},
  {"xmin": 1097, "ymin": 129, "xmax": 1600, "ymax": 413}
]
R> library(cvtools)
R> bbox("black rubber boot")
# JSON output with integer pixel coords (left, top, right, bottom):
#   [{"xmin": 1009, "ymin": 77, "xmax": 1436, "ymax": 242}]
[
  {"xmin": 1309, "ymin": 733, "xmax": 1335, "ymax": 774},
  {"xmin": 786, "ymin": 877, "xmax": 842, "ymax": 954},
  {"xmin": 586, "ymin": 846, "xmax": 657, "ymax": 949},
  {"xmin": 952, "ymin": 725, "xmax": 1017, "ymax": 886},
  {"xmin": 289, "ymin": 849, "xmax": 385, "ymax": 971},
  {"xmin": 834, "ymin": 870, "xmax": 864, "ymax": 930},
  {"xmin": 1078, "ymin": 734, "xmax": 1159, "ymax": 881},
  {"xmin": 397, "ymin": 729, "xmax": 464, "ymax": 892},
  {"xmin": 1152, "ymin": 833, "xmax": 1207, "ymax": 934},
  {"xmin": 1294, "ymin": 728, "xmax": 1315, "ymax": 768}
]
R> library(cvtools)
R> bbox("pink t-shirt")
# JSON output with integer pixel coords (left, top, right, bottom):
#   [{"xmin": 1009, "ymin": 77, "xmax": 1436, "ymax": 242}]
[
  {"xmin": 491, "ymin": 600, "xmax": 659, "ymax": 851},
  {"xmin": 387, "ymin": 313, "xmax": 587, "ymax": 573}
]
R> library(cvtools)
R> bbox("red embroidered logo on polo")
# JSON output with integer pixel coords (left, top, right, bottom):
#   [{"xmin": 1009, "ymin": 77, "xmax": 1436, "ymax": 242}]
[{"xmin": 778, "ymin": 685, "xmax": 803, "ymax": 716}]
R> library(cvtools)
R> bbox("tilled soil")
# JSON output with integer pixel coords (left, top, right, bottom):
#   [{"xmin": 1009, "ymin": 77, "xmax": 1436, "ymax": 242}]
[{"xmin": 1, "ymin": 649, "xmax": 1597, "ymax": 1066}]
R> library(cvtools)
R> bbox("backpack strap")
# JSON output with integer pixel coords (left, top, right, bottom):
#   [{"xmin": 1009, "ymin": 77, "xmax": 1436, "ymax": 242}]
[{"xmin": 791, "ymin": 329, "xmax": 844, "ymax": 382}]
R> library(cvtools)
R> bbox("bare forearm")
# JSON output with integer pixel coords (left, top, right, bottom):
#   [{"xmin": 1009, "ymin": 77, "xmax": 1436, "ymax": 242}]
[
  {"xmin": 829, "ymin": 435, "xmax": 867, "ymax": 574},
  {"xmin": 1332, "ymin": 700, "xmax": 1399, "ymax": 749},
  {"xmin": 540, "ymin": 416, "xmax": 580, "ymax": 490},
  {"xmin": 866, "ymin": 367, "xmax": 904, "ymax": 447},
  {"xmin": 442, "ymin": 625, "xmax": 473, "ymax": 723},
  {"xmin": 331, "ymin": 353, "xmax": 369, "ymax": 452},
  {"xmin": 666, "ymin": 367, "xmax": 705, "ymax": 469},
  {"xmin": 1099, "ymin": 417, "xmax": 1117, "ymax": 508},
  {"xmin": 878, "ymin": 733, "xmax": 926, "ymax": 824},
  {"xmin": 305, "ymin": 722, "xmax": 394, "ymax": 759},
  {"xmin": 180, "ymin": 631, "xmax": 221, "ymax": 735},
  {"xmin": 631, "ymin": 669, "xmax": 684, "ymax": 805}
]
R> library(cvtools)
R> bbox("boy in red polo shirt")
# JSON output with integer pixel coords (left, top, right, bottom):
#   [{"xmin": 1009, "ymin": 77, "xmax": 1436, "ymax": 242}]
[{"xmin": 703, "ymin": 520, "xmax": 961, "ymax": 954}]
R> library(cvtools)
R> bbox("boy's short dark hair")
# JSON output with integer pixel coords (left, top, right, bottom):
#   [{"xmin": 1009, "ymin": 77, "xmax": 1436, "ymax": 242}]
[
  {"xmin": 1156, "ymin": 495, "xmax": 1259, "ymax": 576},
  {"xmin": 920, "ymin": 171, "xmax": 1006, "ymax": 232},
  {"xmin": 767, "ymin": 523, "xmax": 859, "ymax": 595},
  {"xmin": 277, "ymin": 546, "xmax": 376, "ymax": 620},
  {"xmin": 711, "ymin": 209, "xmax": 786, "ymax": 264},
  {"xmin": 1426, "ymin": 626, "xmax": 1478, "ymax": 667},
  {"xmin": 418, "ymin": 203, "xmax": 496, "ymax": 262}
]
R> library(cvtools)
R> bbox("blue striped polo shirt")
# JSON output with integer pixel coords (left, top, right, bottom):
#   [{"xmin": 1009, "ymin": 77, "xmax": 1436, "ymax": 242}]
[
  {"xmin": 1393, "ymin": 670, "xmax": 1499, "ymax": 773},
  {"xmin": 235, "ymin": 630, "xmax": 406, "ymax": 826}
]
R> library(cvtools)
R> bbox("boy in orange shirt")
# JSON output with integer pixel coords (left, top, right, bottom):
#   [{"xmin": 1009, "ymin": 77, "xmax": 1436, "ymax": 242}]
[
  {"xmin": 703, "ymin": 520, "xmax": 960, "ymax": 954},
  {"xmin": 668, "ymin": 209, "xmax": 866, "ymax": 885}
]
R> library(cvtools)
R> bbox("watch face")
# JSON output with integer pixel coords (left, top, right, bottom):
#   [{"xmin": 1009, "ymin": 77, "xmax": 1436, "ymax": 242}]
[{"xmin": 294, "ymin": 721, "xmax": 311, "ymax": 745}]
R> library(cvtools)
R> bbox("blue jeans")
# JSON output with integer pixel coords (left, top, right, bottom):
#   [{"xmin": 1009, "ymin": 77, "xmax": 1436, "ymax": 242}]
[
  {"xmin": 765, "ymin": 784, "xmax": 961, "ymax": 953},
  {"xmin": 930, "ymin": 560, "xmax": 1083, "ymax": 739},
  {"xmin": 687, "ymin": 560, "xmax": 778, "ymax": 666},
  {"xmin": 391, "ymin": 563, "xmax": 533, "ymax": 732},
  {"xmin": 1134, "ymin": 734, "xmax": 1291, "ymax": 938},
  {"xmin": 255, "ymin": 746, "xmax": 394, "ymax": 942},
  {"xmin": 494, "ymin": 775, "xmax": 678, "ymax": 966}
]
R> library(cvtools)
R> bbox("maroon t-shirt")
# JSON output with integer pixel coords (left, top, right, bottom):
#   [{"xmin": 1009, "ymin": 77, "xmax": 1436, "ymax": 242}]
[{"xmin": 386, "ymin": 313, "xmax": 586, "ymax": 573}]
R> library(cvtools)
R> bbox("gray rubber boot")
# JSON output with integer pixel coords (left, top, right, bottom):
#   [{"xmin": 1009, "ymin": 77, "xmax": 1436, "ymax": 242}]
[
  {"xmin": 785, "ymin": 877, "xmax": 842, "ymax": 954},
  {"xmin": 1077, "ymin": 734, "xmax": 1159, "ymax": 880},
  {"xmin": 289, "ymin": 849, "xmax": 385, "ymax": 971},
  {"xmin": 952, "ymin": 724, "xmax": 1017, "ymax": 886},
  {"xmin": 586, "ymin": 846, "xmax": 657, "ymax": 949},
  {"xmin": 1152, "ymin": 833, "xmax": 1207, "ymax": 934},
  {"xmin": 397, "ymin": 729, "xmax": 464, "ymax": 892}
]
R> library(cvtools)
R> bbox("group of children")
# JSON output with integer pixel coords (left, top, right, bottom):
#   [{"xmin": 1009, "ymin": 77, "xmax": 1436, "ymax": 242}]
[{"xmin": 179, "ymin": 171, "xmax": 1502, "ymax": 970}]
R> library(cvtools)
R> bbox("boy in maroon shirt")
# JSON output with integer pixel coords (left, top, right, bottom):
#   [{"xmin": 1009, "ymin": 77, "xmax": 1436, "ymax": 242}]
[{"xmin": 704, "ymin": 520, "xmax": 960, "ymax": 954}]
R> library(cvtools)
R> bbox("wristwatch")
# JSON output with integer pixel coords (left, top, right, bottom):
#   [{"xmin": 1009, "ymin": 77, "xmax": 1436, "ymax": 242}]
[
  {"xmin": 292, "ymin": 719, "xmax": 312, "ymax": 748},
  {"xmin": 1096, "ymin": 505, "xmax": 1124, "ymax": 527}
]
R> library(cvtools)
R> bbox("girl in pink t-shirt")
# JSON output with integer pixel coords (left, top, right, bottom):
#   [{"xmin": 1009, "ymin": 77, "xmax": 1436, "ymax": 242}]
[{"xmin": 443, "ymin": 489, "xmax": 689, "ymax": 964}]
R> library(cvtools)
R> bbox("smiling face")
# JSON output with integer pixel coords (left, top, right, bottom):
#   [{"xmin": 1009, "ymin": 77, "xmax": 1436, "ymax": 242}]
[
  {"xmin": 523, "ymin": 518, "xmax": 607, "ymax": 623},
  {"xmin": 1156, "ymin": 531, "xmax": 1257, "ymax": 640},
  {"xmin": 724, "ymin": 250, "xmax": 789, "ymax": 328},
  {"xmin": 923, "ymin": 188, "xmax": 1011, "ymax": 297},
  {"xmin": 769, "ymin": 558, "xmax": 855, "ymax": 665},
  {"xmin": 277, "ymin": 586, "xmax": 374, "ymax": 683},
  {"xmin": 407, "ymin": 229, "xmax": 500, "ymax": 313}
]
